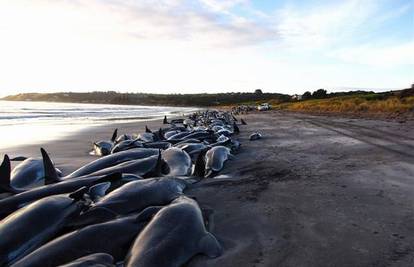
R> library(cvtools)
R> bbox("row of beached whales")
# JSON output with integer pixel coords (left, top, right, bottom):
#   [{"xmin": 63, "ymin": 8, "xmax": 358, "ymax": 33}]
[{"xmin": 0, "ymin": 110, "xmax": 261, "ymax": 267}]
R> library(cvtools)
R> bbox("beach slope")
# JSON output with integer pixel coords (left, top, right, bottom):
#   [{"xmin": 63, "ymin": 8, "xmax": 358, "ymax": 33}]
[{"xmin": 1, "ymin": 112, "xmax": 413, "ymax": 266}]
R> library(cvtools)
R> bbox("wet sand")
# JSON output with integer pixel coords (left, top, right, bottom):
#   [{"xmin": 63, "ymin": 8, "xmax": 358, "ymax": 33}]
[{"xmin": 1, "ymin": 111, "xmax": 414, "ymax": 266}]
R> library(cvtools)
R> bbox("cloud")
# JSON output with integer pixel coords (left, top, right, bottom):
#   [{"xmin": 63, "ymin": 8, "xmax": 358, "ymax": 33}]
[
  {"xmin": 198, "ymin": 0, "xmax": 249, "ymax": 13},
  {"xmin": 272, "ymin": 0, "xmax": 379, "ymax": 48},
  {"xmin": 330, "ymin": 42, "xmax": 414, "ymax": 67},
  {"xmin": 3, "ymin": 0, "xmax": 407, "ymax": 51},
  {"xmin": 121, "ymin": 0, "xmax": 278, "ymax": 47},
  {"xmin": 27, "ymin": 0, "xmax": 279, "ymax": 48}
]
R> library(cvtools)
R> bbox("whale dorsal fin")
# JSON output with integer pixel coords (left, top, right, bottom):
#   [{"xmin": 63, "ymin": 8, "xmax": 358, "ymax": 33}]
[
  {"xmin": 0, "ymin": 154, "xmax": 12, "ymax": 193},
  {"xmin": 198, "ymin": 232, "xmax": 222, "ymax": 258},
  {"xmin": 145, "ymin": 125, "xmax": 152, "ymax": 133},
  {"xmin": 153, "ymin": 150, "xmax": 163, "ymax": 177},
  {"xmin": 40, "ymin": 148, "xmax": 60, "ymax": 185},
  {"xmin": 233, "ymin": 122, "xmax": 240, "ymax": 134},
  {"xmin": 111, "ymin": 128, "xmax": 118, "ymax": 142},
  {"xmin": 158, "ymin": 128, "xmax": 165, "ymax": 140},
  {"xmin": 163, "ymin": 115, "xmax": 168, "ymax": 124},
  {"xmin": 193, "ymin": 148, "xmax": 207, "ymax": 177}
]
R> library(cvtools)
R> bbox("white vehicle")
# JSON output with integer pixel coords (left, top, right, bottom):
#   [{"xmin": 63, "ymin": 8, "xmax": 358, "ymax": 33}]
[{"xmin": 257, "ymin": 103, "xmax": 271, "ymax": 111}]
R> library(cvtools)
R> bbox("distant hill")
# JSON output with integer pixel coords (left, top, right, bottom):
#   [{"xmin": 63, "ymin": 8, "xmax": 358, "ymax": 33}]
[{"xmin": 2, "ymin": 91, "xmax": 290, "ymax": 107}]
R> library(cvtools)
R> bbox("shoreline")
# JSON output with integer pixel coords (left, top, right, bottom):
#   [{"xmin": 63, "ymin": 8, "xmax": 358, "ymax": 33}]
[
  {"xmin": 1, "ymin": 112, "xmax": 413, "ymax": 266},
  {"xmin": 0, "ymin": 118, "xmax": 167, "ymax": 173}
]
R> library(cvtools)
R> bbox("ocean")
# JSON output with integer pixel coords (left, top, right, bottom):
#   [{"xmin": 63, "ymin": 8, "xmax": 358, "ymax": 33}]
[{"xmin": 0, "ymin": 100, "xmax": 197, "ymax": 149}]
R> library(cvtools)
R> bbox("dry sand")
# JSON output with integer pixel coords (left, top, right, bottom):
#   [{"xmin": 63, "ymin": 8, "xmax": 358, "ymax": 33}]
[{"xmin": 1, "ymin": 111, "xmax": 413, "ymax": 267}]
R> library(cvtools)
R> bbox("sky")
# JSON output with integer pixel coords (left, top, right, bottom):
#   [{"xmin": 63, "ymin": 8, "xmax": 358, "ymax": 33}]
[{"xmin": 0, "ymin": 0, "xmax": 412, "ymax": 96}]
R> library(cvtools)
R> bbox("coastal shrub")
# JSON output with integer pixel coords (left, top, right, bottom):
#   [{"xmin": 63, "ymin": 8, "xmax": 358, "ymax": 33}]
[{"xmin": 274, "ymin": 95, "xmax": 414, "ymax": 114}]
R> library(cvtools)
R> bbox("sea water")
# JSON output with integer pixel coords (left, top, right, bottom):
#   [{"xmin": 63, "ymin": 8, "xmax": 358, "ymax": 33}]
[{"xmin": 0, "ymin": 100, "xmax": 196, "ymax": 149}]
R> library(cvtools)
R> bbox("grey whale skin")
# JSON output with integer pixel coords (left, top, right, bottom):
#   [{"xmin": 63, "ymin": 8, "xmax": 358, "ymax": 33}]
[
  {"xmin": 57, "ymin": 253, "xmax": 115, "ymax": 267},
  {"xmin": 93, "ymin": 128, "xmax": 118, "ymax": 156},
  {"xmin": 10, "ymin": 155, "xmax": 61, "ymax": 189},
  {"xmin": 72, "ymin": 177, "xmax": 189, "ymax": 226},
  {"xmin": 11, "ymin": 215, "xmax": 147, "ymax": 267},
  {"xmin": 0, "ymin": 173, "xmax": 122, "ymax": 219},
  {"xmin": 162, "ymin": 147, "xmax": 192, "ymax": 176},
  {"xmin": 1, "ymin": 110, "xmax": 245, "ymax": 267},
  {"xmin": 65, "ymin": 148, "xmax": 158, "ymax": 179},
  {"xmin": 87, "ymin": 153, "xmax": 162, "ymax": 178},
  {"xmin": 0, "ymin": 148, "xmax": 61, "ymax": 194},
  {"xmin": 0, "ymin": 191, "xmax": 86, "ymax": 266},
  {"xmin": 205, "ymin": 146, "xmax": 232, "ymax": 177},
  {"xmin": 125, "ymin": 196, "xmax": 222, "ymax": 267}
]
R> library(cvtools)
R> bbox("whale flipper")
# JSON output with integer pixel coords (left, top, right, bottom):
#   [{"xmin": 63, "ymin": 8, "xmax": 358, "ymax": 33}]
[
  {"xmin": 198, "ymin": 232, "xmax": 222, "ymax": 258},
  {"xmin": 69, "ymin": 186, "xmax": 88, "ymax": 201},
  {"xmin": 135, "ymin": 206, "xmax": 163, "ymax": 222},
  {"xmin": 88, "ymin": 182, "xmax": 110, "ymax": 202},
  {"xmin": 41, "ymin": 148, "xmax": 60, "ymax": 185}
]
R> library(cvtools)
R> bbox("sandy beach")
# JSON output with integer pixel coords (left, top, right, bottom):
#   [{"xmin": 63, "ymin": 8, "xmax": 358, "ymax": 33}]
[{"xmin": 1, "ymin": 111, "xmax": 413, "ymax": 267}]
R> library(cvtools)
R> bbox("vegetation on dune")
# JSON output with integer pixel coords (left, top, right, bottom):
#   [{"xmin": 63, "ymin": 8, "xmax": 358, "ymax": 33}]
[{"xmin": 273, "ymin": 88, "xmax": 414, "ymax": 115}]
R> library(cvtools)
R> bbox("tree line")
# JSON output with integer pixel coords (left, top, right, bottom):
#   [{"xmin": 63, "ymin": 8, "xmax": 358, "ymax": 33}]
[{"xmin": 3, "ymin": 91, "xmax": 291, "ymax": 106}]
